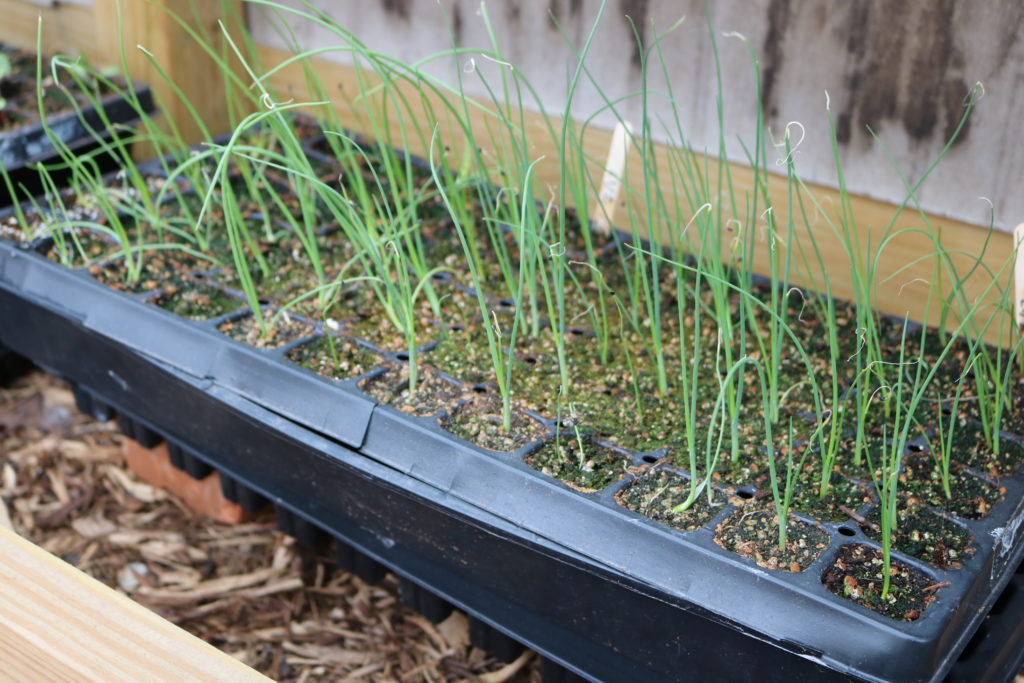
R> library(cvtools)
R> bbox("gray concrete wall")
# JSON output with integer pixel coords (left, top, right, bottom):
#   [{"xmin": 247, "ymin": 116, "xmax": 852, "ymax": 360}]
[{"xmin": 249, "ymin": 0, "xmax": 1024, "ymax": 232}]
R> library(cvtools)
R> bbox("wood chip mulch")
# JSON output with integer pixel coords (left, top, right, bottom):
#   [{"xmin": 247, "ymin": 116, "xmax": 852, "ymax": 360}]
[{"xmin": 0, "ymin": 369, "xmax": 540, "ymax": 682}]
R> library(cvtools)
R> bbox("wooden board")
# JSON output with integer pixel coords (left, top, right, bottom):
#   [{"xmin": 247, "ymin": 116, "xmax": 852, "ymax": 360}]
[
  {"xmin": 0, "ymin": 0, "xmax": 244, "ymax": 147},
  {"xmin": 249, "ymin": 0, "xmax": 1024, "ymax": 235},
  {"xmin": 92, "ymin": 0, "xmax": 246, "ymax": 146},
  {"xmin": 0, "ymin": 0, "xmax": 1014, "ymax": 344},
  {"xmin": 0, "ymin": 525, "xmax": 269, "ymax": 682},
  {"xmin": 0, "ymin": 1, "xmax": 99, "ymax": 60}
]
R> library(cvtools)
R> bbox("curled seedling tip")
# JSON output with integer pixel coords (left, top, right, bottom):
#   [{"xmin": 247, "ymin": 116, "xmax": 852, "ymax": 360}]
[
  {"xmin": 774, "ymin": 121, "xmax": 805, "ymax": 166},
  {"xmin": 480, "ymin": 53, "xmax": 515, "ymax": 71},
  {"xmin": 680, "ymin": 202, "xmax": 712, "ymax": 238},
  {"xmin": 490, "ymin": 310, "xmax": 503, "ymax": 339},
  {"xmin": 260, "ymin": 93, "xmax": 294, "ymax": 110},
  {"xmin": 965, "ymin": 81, "xmax": 985, "ymax": 105},
  {"xmin": 786, "ymin": 287, "xmax": 808, "ymax": 322}
]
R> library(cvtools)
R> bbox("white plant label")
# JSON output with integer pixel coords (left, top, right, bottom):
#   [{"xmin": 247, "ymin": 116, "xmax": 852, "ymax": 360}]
[{"xmin": 591, "ymin": 121, "xmax": 632, "ymax": 235}]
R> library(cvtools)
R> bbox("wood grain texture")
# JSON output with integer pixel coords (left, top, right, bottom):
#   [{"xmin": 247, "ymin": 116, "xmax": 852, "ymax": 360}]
[
  {"xmin": 248, "ymin": 0, "xmax": 1024, "ymax": 233},
  {"xmin": 92, "ymin": 0, "xmax": 246, "ymax": 146},
  {"xmin": 0, "ymin": 0, "xmax": 245, "ymax": 146},
  {"xmin": 256, "ymin": 43, "xmax": 1014, "ymax": 344},
  {"xmin": 0, "ymin": 525, "xmax": 269, "ymax": 682},
  {"xmin": 0, "ymin": 0, "xmax": 1013, "ymax": 343},
  {"xmin": 0, "ymin": 1, "xmax": 99, "ymax": 60}
]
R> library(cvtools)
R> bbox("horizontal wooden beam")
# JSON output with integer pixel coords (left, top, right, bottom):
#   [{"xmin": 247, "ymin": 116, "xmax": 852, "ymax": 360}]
[
  {"xmin": 257, "ymin": 44, "xmax": 1015, "ymax": 346},
  {"xmin": 0, "ymin": 525, "xmax": 269, "ymax": 681},
  {"xmin": 0, "ymin": 1, "xmax": 99, "ymax": 60}
]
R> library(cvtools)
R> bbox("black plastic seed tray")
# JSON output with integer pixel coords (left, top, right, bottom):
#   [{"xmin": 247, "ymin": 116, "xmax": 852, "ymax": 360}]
[
  {"xmin": 3, "ymin": 233, "xmax": 1024, "ymax": 681},
  {"xmin": 0, "ymin": 46, "xmax": 154, "ymax": 207},
  {"xmin": 0, "ymin": 83, "xmax": 154, "ymax": 173}
]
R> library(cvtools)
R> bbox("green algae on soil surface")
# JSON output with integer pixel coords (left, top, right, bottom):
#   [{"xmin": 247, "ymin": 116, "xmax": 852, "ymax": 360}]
[
  {"xmin": 525, "ymin": 435, "xmax": 632, "ymax": 491},
  {"xmin": 616, "ymin": 465, "xmax": 724, "ymax": 533}
]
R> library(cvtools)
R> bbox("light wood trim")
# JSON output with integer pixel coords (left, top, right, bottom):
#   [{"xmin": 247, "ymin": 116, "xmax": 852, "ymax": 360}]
[
  {"xmin": 0, "ymin": 1, "xmax": 100, "ymax": 61},
  {"xmin": 1015, "ymin": 223, "xmax": 1024, "ymax": 330},
  {"xmin": 0, "ymin": 525, "xmax": 268, "ymax": 682},
  {"xmin": 257, "ymin": 44, "xmax": 1015, "ymax": 345},
  {"xmin": 92, "ymin": 0, "xmax": 245, "ymax": 146},
  {"xmin": 0, "ymin": 0, "xmax": 244, "ymax": 146}
]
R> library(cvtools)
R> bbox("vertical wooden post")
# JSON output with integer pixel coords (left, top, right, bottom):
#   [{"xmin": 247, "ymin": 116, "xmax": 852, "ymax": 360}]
[
  {"xmin": 92, "ymin": 0, "xmax": 246, "ymax": 146},
  {"xmin": 1015, "ymin": 223, "xmax": 1024, "ymax": 330}
]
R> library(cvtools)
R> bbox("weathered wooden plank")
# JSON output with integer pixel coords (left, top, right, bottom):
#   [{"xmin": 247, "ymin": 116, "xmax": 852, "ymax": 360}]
[
  {"xmin": 0, "ymin": 0, "xmax": 1014, "ymax": 343},
  {"xmin": 248, "ymin": 0, "xmax": 1024, "ymax": 234},
  {"xmin": 0, "ymin": 0, "xmax": 245, "ymax": 146},
  {"xmin": 0, "ymin": 525, "xmax": 269, "ymax": 682}
]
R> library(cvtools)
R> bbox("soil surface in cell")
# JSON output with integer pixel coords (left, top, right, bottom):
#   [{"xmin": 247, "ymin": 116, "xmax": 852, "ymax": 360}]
[
  {"xmin": 860, "ymin": 504, "xmax": 974, "ymax": 569},
  {"xmin": 218, "ymin": 308, "xmax": 316, "ymax": 349},
  {"xmin": 822, "ymin": 544, "xmax": 943, "ymax": 621},
  {"xmin": 525, "ymin": 435, "xmax": 631, "ymax": 491},
  {"xmin": 286, "ymin": 335, "xmax": 379, "ymax": 381},
  {"xmin": 713, "ymin": 504, "xmax": 830, "ymax": 572},
  {"xmin": 360, "ymin": 365, "xmax": 464, "ymax": 417},
  {"xmin": 615, "ymin": 465, "xmax": 724, "ymax": 533},
  {"xmin": 441, "ymin": 392, "xmax": 548, "ymax": 453}
]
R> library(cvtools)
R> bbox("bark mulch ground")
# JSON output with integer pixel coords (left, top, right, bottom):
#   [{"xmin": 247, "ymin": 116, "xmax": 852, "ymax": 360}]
[{"xmin": 0, "ymin": 369, "xmax": 539, "ymax": 682}]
